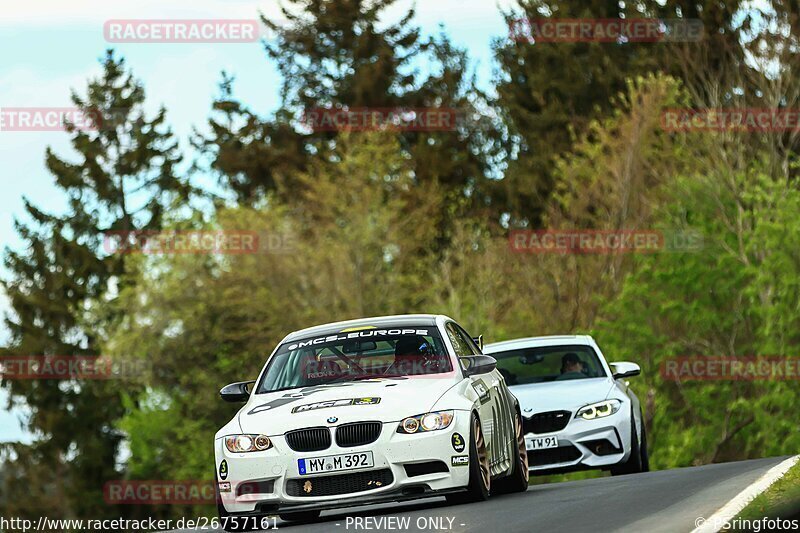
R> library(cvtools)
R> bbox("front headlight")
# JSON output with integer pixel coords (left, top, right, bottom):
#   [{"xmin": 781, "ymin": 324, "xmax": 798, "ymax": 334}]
[
  {"xmin": 397, "ymin": 410, "xmax": 454, "ymax": 434},
  {"xmin": 224, "ymin": 434, "xmax": 272, "ymax": 452},
  {"xmin": 576, "ymin": 400, "xmax": 621, "ymax": 420}
]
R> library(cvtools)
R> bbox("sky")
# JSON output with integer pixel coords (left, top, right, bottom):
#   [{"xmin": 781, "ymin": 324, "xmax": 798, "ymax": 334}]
[{"xmin": 0, "ymin": 0, "xmax": 514, "ymax": 441}]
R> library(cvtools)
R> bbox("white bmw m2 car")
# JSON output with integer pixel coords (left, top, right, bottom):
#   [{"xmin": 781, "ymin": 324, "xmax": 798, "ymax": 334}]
[
  {"xmin": 483, "ymin": 335, "xmax": 649, "ymax": 477},
  {"xmin": 214, "ymin": 315, "xmax": 528, "ymax": 530}
]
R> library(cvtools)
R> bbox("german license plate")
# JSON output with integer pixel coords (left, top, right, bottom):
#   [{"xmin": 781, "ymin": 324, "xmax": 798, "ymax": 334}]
[
  {"xmin": 298, "ymin": 451, "xmax": 374, "ymax": 475},
  {"xmin": 526, "ymin": 435, "xmax": 558, "ymax": 451}
]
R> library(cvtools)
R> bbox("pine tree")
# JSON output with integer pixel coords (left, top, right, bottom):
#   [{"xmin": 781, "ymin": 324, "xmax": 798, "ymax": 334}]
[
  {"xmin": 1, "ymin": 50, "xmax": 190, "ymax": 518},
  {"xmin": 196, "ymin": 0, "xmax": 500, "ymax": 220},
  {"xmin": 492, "ymin": 0, "xmax": 755, "ymax": 226}
]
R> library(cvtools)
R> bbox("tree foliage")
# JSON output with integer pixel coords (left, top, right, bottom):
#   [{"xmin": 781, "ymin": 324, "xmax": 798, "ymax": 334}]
[{"xmin": 2, "ymin": 0, "xmax": 800, "ymax": 520}]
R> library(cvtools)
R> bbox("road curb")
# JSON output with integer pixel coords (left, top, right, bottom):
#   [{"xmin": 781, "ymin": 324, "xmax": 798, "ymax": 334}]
[{"xmin": 691, "ymin": 455, "xmax": 800, "ymax": 533}]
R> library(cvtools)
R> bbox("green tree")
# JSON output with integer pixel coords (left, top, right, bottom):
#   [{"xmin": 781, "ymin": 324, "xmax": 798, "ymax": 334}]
[
  {"xmin": 196, "ymin": 0, "xmax": 500, "ymax": 221},
  {"xmin": 492, "ymin": 0, "xmax": 758, "ymax": 226},
  {"xmin": 594, "ymin": 159, "xmax": 800, "ymax": 467},
  {"xmin": 1, "ymin": 50, "xmax": 190, "ymax": 518},
  {"xmin": 104, "ymin": 132, "xmax": 445, "ymax": 517}
]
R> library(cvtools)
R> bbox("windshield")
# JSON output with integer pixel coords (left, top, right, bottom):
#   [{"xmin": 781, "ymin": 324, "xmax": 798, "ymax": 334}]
[
  {"xmin": 256, "ymin": 326, "xmax": 452, "ymax": 393},
  {"xmin": 491, "ymin": 344, "xmax": 607, "ymax": 385}
]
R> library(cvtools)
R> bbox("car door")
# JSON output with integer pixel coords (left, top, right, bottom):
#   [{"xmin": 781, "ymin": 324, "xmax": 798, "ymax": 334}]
[{"xmin": 446, "ymin": 322, "xmax": 513, "ymax": 476}]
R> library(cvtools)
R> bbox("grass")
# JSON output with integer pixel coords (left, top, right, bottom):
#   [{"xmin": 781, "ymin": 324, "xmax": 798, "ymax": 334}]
[{"xmin": 734, "ymin": 459, "xmax": 800, "ymax": 521}]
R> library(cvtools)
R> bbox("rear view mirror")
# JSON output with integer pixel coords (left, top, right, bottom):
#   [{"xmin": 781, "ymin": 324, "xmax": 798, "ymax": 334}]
[
  {"xmin": 519, "ymin": 353, "xmax": 544, "ymax": 365},
  {"xmin": 342, "ymin": 340, "xmax": 377, "ymax": 354},
  {"xmin": 610, "ymin": 362, "xmax": 641, "ymax": 379},
  {"xmin": 220, "ymin": 380, "xmax": 256, "ymax": 402},
  {"xmin": 461, "ymin": 355, "xmax": 497, "ymax": 377}
]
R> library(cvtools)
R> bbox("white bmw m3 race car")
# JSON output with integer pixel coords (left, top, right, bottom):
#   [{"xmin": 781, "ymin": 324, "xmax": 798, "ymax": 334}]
[
  {"xmin": 483, "ymin": 335, "xmax": 649, "ymax": 477},
  {"xmin": 214, "ymin": 314, "xmax": 528, "ymax": 530}
]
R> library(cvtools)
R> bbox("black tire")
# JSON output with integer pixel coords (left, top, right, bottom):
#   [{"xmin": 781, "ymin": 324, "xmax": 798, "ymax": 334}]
[
  {"xmin": 492, "ymin": 409, "xmax": 529, "ymax": 495},
  {"xmin": 446, "ymin": 413, "xmax": 490, "ymax": 504},
  {"xmin": 611, "ymin": 411, "xmax": 644, "ymax": 476},
  {"xmin": 279, "ymin": 510, "xmax": 321, "ymax": 523},
  {"xmin": 639, "ymin": 414, "xmax": 650, "ymax": 472}
]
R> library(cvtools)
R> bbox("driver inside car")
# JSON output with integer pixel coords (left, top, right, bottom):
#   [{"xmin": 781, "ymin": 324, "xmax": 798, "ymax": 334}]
[
  {"xmin": 387, "ymin": 335, "xmax": 435, "ymax": 375},
  {"xmin": 555, "ymin": 352, "xmax": 587, "ymax": 381}
]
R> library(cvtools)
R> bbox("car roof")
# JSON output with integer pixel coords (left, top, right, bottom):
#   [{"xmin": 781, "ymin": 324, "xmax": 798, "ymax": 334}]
[
  {"xmin": 483, "ymin": 335, "xmax": 594, "ymax": 353},
  {"xmin": 283, "ymin": 314, "xmax": 446, "ymax": 343}
]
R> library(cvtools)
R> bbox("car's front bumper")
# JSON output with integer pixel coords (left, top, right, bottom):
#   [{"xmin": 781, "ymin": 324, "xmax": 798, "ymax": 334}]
[
  {"xmin": 524, "ymin": 408, "xmax": 631, "ymax": 473},
  {"xmin": 215, "ymin": 415, "xmax": 471, "ymax": 514}
]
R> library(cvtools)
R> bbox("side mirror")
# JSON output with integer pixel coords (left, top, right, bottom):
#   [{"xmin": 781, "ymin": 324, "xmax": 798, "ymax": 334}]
[
  {"xmin": 220, "ymin": 380, "xmax": 256, "ymax": 403},
  {"xmin": 461, "ymin": 355, "xmax": 497, "ymax": 377},
  {"xmin": 472, "ymin": 335, "xmax": 484, "ymax": 352},
  {"xmin": 610, "ymin": 362, "xmax": 641, "ymax": 380}
]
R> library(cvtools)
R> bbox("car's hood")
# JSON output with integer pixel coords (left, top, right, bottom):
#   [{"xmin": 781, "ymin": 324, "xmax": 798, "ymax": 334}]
[
  {"xmin": 509, "ymin": 377, "xmax": 616, "ymax": 413},
  {"xmin": 238, "ymin": 378, "xmax": 456, "ymax": 435}
]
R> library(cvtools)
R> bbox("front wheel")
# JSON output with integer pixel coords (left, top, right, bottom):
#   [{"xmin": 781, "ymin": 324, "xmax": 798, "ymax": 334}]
[
  {"xmin": 446, "ymin": 413, "xmax": 490, "ymax": 504},
  {"xmin": 639, "ymin": 414, "xmax": 650, "ymax": 472},
  {"xmin": 492, "ymin": 410, "xmax": 529, "ymax": 494},
  {"xmin": 611, "ymin": 410, "xmax": 644, "ymax": 476}
]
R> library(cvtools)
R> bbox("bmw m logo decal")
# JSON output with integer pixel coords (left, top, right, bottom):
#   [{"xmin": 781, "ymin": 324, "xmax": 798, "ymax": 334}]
[{"xmin": 327, "ymin": 417, "xmax": 338, "ymax": 423}]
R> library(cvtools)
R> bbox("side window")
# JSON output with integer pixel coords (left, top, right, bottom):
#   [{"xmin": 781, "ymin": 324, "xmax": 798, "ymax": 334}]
[
  {"xmin": 455, "ymin": 324, "xmax": 482, "ymax": 355},
  {"xmin": 445, "ymin": 323, "xmax": 473, "ymax": 357}
]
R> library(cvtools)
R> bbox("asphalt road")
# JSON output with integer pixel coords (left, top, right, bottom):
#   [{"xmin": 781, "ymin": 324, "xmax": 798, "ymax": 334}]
[{"xmin": 179, "ymin": 456, "xmax": 787, "ymax": 533}]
